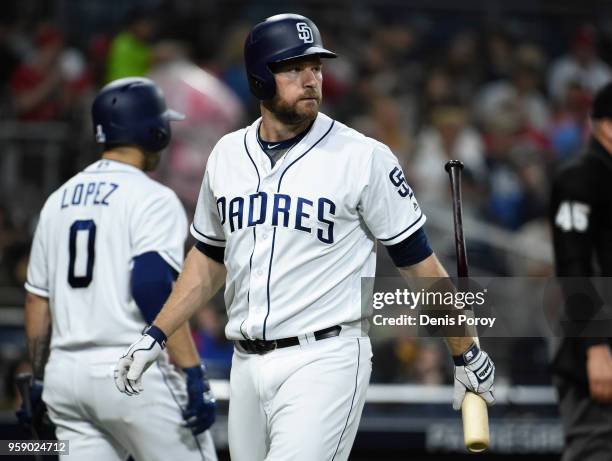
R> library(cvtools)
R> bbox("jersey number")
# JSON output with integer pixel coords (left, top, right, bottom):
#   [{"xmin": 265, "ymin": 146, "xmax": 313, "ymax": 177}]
[
  {"xmin": 555, "ymin": 201, "xmax": 590, "ymax": 232},
  {"xmin": 68, "ymin": 220, "xmax": 96, "ymax": 288}
]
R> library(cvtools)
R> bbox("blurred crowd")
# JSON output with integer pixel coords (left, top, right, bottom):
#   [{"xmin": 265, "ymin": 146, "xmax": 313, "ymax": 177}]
[{"xmin": 2, "ymin": 0, "xmax": 612, "ymax": 405}]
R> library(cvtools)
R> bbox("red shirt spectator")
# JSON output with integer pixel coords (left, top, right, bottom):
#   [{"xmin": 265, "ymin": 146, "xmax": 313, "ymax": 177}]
[{"xmin": 10, "ymin": 25, "xmax": 65, "ymax": 120}]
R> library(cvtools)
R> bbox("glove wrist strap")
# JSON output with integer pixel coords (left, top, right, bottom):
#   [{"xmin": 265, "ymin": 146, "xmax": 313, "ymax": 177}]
[
  {"xmin": 146, "ymin": 324, "xmax": 167, "ymax": 349},
  {"xmin": 453, "ymin": 343, "xmax": 479, "ymax": 366}
]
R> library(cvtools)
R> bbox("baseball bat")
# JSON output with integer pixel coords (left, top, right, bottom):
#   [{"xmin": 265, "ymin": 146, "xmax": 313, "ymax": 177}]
[{"xmin": 445, "ymin": 160, "xmax": 490, "ymax": 453}]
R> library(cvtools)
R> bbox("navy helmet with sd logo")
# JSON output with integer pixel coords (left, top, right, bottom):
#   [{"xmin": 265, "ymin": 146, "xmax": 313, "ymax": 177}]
[
  {"xmin": 244, "ymin": 14, "xmax": 337, "ymax": 100},
  {"xmin": 91, "ymin": 77, "xmax": 185, "ymax": 153}
]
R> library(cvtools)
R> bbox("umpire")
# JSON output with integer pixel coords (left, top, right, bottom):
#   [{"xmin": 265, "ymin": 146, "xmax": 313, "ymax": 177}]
[{"xmin": 550, "ymin": 82, "xmax": 612, "ymax": 460}]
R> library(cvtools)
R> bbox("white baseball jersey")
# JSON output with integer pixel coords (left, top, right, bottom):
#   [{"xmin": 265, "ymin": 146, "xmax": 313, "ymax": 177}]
[
  {"xmin": 192, "ymin": 112, "xmax": 425, "ymax": 341},
  {"xmin": 25, "ymin": 159, "xmax": 187, "ymax": 351}
]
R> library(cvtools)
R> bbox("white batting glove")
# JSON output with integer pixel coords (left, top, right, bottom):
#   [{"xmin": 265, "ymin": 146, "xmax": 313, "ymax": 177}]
[
  {"xmin": 114, "ymin": 325, "xmax": 167, "ymax": 396},
  {"xmin": 452, "ymin": 343, "xmax": 496, "ymax": 410}
]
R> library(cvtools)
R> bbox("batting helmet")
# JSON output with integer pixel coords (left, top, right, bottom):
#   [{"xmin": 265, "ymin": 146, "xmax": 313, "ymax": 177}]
[
  {"xmin": 91, "ymin": 77, "xmax": 185, "ymax": 153},
  {"xmin": 244, "ymin": 14, "xmax": 337, "ymax": 100}
]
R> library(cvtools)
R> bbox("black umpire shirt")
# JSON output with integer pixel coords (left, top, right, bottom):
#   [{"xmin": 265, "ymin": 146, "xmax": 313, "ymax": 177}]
[{"xmin": 550, "ymin": 138, "xmax": 612, "ymax": 382}]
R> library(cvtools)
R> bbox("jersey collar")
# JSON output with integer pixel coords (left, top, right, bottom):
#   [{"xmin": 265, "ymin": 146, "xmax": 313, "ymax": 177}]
[
  {"xmin": 83, "ymin": 159, "xmax": 145, "ymax": 175},
  {"xmin": 256, "ymin": 121, "xmax": 313, "ymax": 152},
  {"xmin": 245, "ymin": 112, "xmax": 334, "ymax": 174}
]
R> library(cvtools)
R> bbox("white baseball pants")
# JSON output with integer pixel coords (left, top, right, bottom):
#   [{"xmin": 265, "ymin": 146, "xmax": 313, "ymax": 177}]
[
  {"xmin": 42, "ymin": 349, "xmax": 217, "ymax": 461},
  {"xmin": 228, "ymin": 335, "xmax": 372, "ymax": 461}
]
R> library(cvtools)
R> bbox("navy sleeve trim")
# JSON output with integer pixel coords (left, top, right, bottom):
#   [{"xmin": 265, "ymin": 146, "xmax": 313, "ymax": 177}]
[
  {"xmin": 385, "ymin": 227, "xmax": 433, "ymax": 267},
  {"xmin": 195, "ymin": 241, "xmax": 225, "ymax": 264}
]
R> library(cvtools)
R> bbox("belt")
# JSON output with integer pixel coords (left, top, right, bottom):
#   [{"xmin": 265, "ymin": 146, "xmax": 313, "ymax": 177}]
[{"xmin": 236, "ymin": 325, "xmax": 341, "ymax": 354}]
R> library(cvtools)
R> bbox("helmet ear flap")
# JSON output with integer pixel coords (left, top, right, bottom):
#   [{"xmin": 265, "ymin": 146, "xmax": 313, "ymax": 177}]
[
  {"xmin": 150, "ymin": 126, "xmax": 167, "ymax": 143},
  {"xmin": 139, "ymin": 120, "xmax": 170, "ymax": 152},
  {"xmin": 247, "ymin": 72, "xmax": 275, "ymax": 100}
]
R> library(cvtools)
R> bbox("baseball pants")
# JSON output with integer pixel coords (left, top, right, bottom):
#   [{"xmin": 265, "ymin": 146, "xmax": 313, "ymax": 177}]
[
  {"xmin": 228, "ymin": 335, "xmax": 372, "ymax": 461},
  {"xmin": 42, "ymin": 348, "xmax": 217, "ymax": 461}
]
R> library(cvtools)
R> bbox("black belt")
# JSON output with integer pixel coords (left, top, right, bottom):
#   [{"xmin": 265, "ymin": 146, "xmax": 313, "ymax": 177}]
[{"xmin": 237, "ymin": 325, "xmax": 341, "ymax": 354}]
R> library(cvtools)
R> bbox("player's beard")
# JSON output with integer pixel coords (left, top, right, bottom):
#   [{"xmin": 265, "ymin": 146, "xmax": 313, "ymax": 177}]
[
  {"xmin": 143, "ymin": 151, "xmax": 162, "ymax": 171},
  {"xmin": 264, "ymin": 92, "xmax": 321, "ymax": 125}
]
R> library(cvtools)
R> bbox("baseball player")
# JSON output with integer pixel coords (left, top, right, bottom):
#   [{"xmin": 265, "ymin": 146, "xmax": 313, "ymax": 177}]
[
  {"xmin": 115, "ymin": 14, "xmax": 496, "ymax": 460},
  {"xmin": 20, "ymin": 77, "xmax": 217, "ymax": 460}
]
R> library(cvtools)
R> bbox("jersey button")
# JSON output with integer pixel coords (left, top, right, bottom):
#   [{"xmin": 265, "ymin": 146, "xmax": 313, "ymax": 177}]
[
  {"xmin": 262, "ymin": 234, "xmax": 268, "ymax": 240},
  {"xmin": 256, "ymin": 269, "xmax": 263, "ymax": 277}
]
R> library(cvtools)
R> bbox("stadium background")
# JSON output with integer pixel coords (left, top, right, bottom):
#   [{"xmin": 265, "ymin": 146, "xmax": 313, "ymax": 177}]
[{"xmin": 1, "ymin": 0, "xmax": 612, "ymax": 459}]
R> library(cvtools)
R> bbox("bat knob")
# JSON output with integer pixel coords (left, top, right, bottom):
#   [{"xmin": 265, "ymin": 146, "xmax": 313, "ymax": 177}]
[{"xmin": 445, "ymin": 160, "xmax": 464, "ymax": 173}]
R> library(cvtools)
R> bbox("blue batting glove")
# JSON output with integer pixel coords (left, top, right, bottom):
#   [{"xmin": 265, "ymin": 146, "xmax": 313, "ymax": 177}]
[
  {"xmin": 182, "ymin": 364, "xmax": 216, "ymax": 435},
  {"xmin": 16, "ymin": 379, "xmax": 45, "ymax": 427}
]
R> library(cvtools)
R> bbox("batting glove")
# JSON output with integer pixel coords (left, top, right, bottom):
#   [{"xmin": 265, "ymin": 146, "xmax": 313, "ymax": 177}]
[
  {"xmin": 16, "ymin": 379, "xmax": 45, "ymax": 427},
  {"xmin": 15, "ymin": 379, "xmax": 55, "ymax": 438},
  {"xmin": 114, "ymin": 325, "xmax": 166, "ymax": 396},
  {"xmin": 182, "ymin": 364, "xmax": 216, "ymax": 435},
  {"xmin": 452, "ymin": 343, "xmax": 496, "ymax": 410}
]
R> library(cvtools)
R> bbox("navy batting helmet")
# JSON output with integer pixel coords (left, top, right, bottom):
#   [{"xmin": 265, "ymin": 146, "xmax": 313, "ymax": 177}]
[
  {"xmin": 91, "ymin": 77, "xmax": 185, "ymax": 153},
  {"xmin": 244, "ymin": 14, "xmax": 337, "ymax": 100}
]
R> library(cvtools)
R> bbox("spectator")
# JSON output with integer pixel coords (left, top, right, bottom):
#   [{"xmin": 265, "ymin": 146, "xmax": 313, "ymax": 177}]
[
  {"xmin": 105, "ymin": 8, "xmax": 157, "ymax": 82},
  {"xmin": 9, "ymin": 24, "xmax": 66, "ymax": 120},
  {"xmin": 419, "ymin": 67, "xmax": 453, "ymax": 127},
  {"xmin": 483, "ymin": 29, "xmax": 514, "ymax": 82},
  {"xmin": 444, "ymin": 31, "xmax": 482, "ymax": 103},
  {"xmin": 411, "ymin": 102, "xmax": 486, "ymax": 205},
  {"xmin": 483, "ymin": 108, "xmax": 549, "ymax": 230},
  {"xmin": 475, "ymin": 45, "xmax": 551, "ymax": 133},
  {"xmin": 350, "ymin": 95, "xmax": 412, "ymax": 166},
  {"xmin": 548, "ymin": 25, "xmax": 611, "ymax": 104},
  {"xmin": 548, "ymin": 81, "xmax": 592, "ymax": 161}
]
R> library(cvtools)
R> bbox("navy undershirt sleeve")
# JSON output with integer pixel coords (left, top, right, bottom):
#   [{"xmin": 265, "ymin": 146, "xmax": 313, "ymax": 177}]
[
  {"xmin": 131, "ymin": 252, "xmax": 177, "ymax": 324},
  {"xmin": 195, "ymin": 241, "xmax": 225, "ymax": 264},
  {"xmin": 385, "ymin": 227, "xmax": 433, "ymax": 267}
]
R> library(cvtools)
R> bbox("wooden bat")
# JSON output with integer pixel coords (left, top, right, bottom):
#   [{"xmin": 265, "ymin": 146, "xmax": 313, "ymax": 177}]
[{"xmin": 445, "ymin": 160, "xmax": 490, "ymax": 453}]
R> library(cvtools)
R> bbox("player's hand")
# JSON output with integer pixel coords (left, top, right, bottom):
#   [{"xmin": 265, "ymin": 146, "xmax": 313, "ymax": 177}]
[
  {"xmin": 16, "ymin": 379, "xmax": 46, "ymax": 428},
  {"xmin": 114, "ymin": 325, "xmax": 167, "ymax": 395},
  {"xmin": 182, "ymin": 364, "xmax": 216, "ymax": 434},
  {"xmin": 587, "ymin": 344, "xmax": 612, "ymax": 403},
  {"xmin": 452, "ymin": 343, "xmax": 495, "ymax": 410}
]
